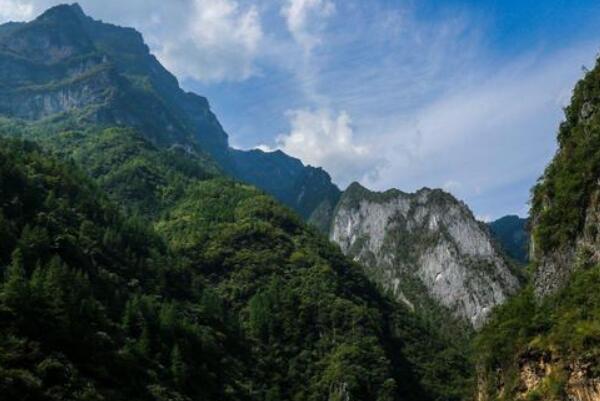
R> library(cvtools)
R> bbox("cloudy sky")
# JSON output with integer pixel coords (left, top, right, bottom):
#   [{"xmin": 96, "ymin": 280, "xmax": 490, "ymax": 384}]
[{"xmin": 3, "ymin": 0, "xmax": 600, "ymax": 220}]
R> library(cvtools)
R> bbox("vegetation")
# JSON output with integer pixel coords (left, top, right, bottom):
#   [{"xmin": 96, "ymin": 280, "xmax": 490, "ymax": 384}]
[
  {"xmin": 488, "ymin": 216, "xmax": 529, "ymax": 264},
  {"xmin": 531, "ymin": 59, "xmax": 600, "ymax": 255},
  {"xmin": 0, "ymin": 138, "xmax": 248, "ymax": 400},
  {"xmin": 476, "ymin": 58, "xmax": 600, "ymax": 400},
  {"xmin": 475, "ymin": 264, "xmax": 600, "ymax": 400},
  {"xmin": 0, "ymin": 134, "xmax": 475, "ymax": 400}
]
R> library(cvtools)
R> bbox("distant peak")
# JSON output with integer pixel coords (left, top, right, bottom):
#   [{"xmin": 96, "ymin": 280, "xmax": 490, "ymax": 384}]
[
  {"xmin": 69, "ymin": 3, "xmax": 85, "ymax": 15},
  {"xmin": 346, "ymin": 181, "xmax": 367, "ymax": 191},
  {"xmin": 37, "ymin": 3, "xmax": 86, "ymax": 21}
]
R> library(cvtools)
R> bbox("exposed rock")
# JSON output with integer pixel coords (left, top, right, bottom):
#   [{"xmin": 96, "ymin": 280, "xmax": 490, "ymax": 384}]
[
  {"xmin": 580, "ymin": 101, "xmax": 595, "ymax": 122},
  {"xmin": 479, "ymin": 353, "xmax": 600, "ymax": 401},
  {"xmin": 533, "ymin": 190, "xmax": 600, "ymax": 297},
  {"xmin": 529, "ymin": 61, "xmax": 600, "ymax": 297},
  {"xmin": 329, "ymin": 182, "xmax": 520, "ymax": 328}
]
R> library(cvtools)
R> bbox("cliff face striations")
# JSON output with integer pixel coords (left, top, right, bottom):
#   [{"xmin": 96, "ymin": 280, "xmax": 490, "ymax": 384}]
[{"xmin": 329, "ymin": 182, "xmax": 520, "ymax": 328}]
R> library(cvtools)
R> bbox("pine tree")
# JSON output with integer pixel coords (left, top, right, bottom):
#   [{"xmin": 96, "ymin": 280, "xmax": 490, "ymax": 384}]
[
  {"xmin": 170, "ymin": 344, "xmax": 187, "ymax": 388},
  {"xmin": 0, "ymin": 211, "xmax": 12, "ymax": 261},
  {"xmin": 2, "ymin": 248, "xmax": 29, "ymax": 310}
]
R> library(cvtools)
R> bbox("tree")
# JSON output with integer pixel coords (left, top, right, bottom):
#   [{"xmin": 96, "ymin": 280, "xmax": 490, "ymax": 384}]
[
  {"xmin": 2, "ymin": 248, "xmax": 29, "ymax": 310},
  {"xmin": 170, "ymin": 344, "xmax": 187, "ymax": 388}
]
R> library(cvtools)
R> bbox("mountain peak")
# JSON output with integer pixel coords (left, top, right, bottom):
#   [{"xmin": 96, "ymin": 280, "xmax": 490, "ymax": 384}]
[
  {"xmin": 331, "ymin": 180, "xmax": 520, "ymax": 328},
  {"xmin": 37, "ymin": 3, "xmax": 86, "ymax": 22},
  {"xmin": 345, "ymin": 181, "xmax": 367, "ymax": 192},
  {"xmin": 0, "ymin": 3, "xmax": 341, "ymax": 224}
]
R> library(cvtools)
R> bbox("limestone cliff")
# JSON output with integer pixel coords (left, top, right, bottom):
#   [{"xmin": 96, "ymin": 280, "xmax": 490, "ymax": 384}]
[{"xmin": 329, "ymin": 182, "xmax": 520, "ymax": 328}]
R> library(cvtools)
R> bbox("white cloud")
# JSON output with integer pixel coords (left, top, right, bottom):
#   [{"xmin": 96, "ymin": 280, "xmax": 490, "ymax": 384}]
[
  {"xmin": 363, "ymin": 44, "xmax": 597, "ymax": 217},
  {"xmin": 281, "ymin": 0, "xmax": 335, "ymax": 53},
  {"xmin": 0, "ymin": 0, "xmax": 34, "ymax": 22},
  {"xmin": 255, "ymin": 144, "xmax": 275, "ymax": 152},
  {"xmin": 277, "ymin": 108, "xmax": 383, "ymax": 186},
  {"xmin": 442, "ymin": 180, "xmax": 462, "ymax": 193},
  {"xmin": 477, "ymin": 215, "xmax": 493, "ymax": 223},
  {"xmin": 2, "ymin": 0, "xmax": 264, "ymax": 83},
  {"xmin": 155, "ymin": 0, "xmax": 263, "ymax": 82}
]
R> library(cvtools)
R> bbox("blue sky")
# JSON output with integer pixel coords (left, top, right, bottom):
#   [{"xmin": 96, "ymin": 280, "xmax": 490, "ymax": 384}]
[{"xmin": 3, "ymin": 0, "xmax": 600, "ymax": 220}]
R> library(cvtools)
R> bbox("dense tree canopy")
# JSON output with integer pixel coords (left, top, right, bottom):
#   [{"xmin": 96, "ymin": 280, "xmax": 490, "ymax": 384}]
[{"xmin": 0, "ymin": 135, "xmax": 473, "ymax": 401}]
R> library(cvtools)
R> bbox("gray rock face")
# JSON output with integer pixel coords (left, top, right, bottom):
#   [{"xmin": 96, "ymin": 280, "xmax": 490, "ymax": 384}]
[
  {"xmin": 532, "ymin": 191, "xmax": 600, "ymax": 297},
  {"xmin": 330, "ymin": 182, "xmax": 520, "ymax": 328}
]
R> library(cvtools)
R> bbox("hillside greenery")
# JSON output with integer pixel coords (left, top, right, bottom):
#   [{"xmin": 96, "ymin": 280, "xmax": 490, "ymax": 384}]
[
  {"xmin": 531, "ymin": 59, "xmax": 600, "ymax": 255},
  {"xmin": 476, "ymin": 58, "xmax": 600, "ymax": 400},
  {"xmin": 0, "ymin": 133, "xmax": 474, "ymax": 401},
  {"xmin": 488, "ymin": 216, "xmax": 529, "ymax": 264},
  {"xmin": 475, "ymin": 264, "xmax": 600, "ymax": 400},
  {"xmin": 0, "ymin": 138, "xmax": 249, "ymax": 401}
]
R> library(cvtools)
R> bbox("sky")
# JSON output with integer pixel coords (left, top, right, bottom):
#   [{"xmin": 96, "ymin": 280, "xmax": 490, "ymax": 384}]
[{"xmin": 2, "ymin": 0, "xmax": 600, "ymax": 220}]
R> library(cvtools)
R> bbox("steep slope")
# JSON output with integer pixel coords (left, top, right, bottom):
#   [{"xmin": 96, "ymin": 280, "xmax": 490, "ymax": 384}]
[
  {"xmin": 229, "ymin": 148, "xmax": 341, "ymax": 221},
  {"xmin": 0, "ymin": 3, "xmax": 340, "ymax": 220},
  {"xmin": 329, "ymin": 182, "xmax": 520, "ymax": 328},
  {"xmin": 475, "ymin": 58, "xmax": 600, "ymax": 401},
  {"xmin": 0, "ymin": 3, "xmax": 227, "ymax": 154},
  {"xmin": 529, "ymin": 57, "xmax": 600, "ymax": 297},
  {"xmin": 488, "ymin": 215, "xmax": 529, "ymax": 264}
]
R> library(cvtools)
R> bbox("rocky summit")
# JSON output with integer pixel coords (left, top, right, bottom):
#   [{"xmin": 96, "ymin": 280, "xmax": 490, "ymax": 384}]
[{"xmin": 329, "ymin": 182, "xmax": 521, "ymax": 328}]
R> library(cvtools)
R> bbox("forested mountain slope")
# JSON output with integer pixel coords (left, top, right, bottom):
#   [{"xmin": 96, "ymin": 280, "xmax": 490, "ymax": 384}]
[
  {"xmin": 0, "ymin": 139, "xmax": 249, "ymax": 400},
  {"xmin": 487, "ymin": 216, "xmax": 529, "ymax": 265},
  {"xmin": 0, "ymin": 135, "xmax": 473, "ymax": 401}
]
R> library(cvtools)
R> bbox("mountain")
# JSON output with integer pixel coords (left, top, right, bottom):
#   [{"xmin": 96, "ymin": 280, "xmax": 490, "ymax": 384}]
[
  {"xmin": 475, "ymin": 58, "xmax": 600, "ymax": 401},
  {"xmin": 0, "ymin": 3, "xmax": 340, "ymax": 221},
  {"xmin": 228, "ymin": 148, "xmax": 341, "ymax": 221},
  {"xmin": 487, "ymin": 215, "xmax": 529, "ymax": 264},
  {"xmin": 328, "ymin": 182, "xmax": 521, "ymax": 328},
  {"xmin": 0, "ymin": 5, "xmax": 477, "ymax": 401}
]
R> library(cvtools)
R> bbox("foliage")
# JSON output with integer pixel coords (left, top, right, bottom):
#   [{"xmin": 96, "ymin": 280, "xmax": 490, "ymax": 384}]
[
  {"xmin": 531, "ymin": 58, "xmax": 600, "ymax": 254},
  {"xmin": 476, "ymin": 57, "xmax": 600, "ymax": 401},
  {"xmin": 0, "ymin": 138, "xmax": 249, "ymax": 401},
  {"xmin": 475, "ymin": 265, "xmax": 600, "ymax": 399},
  {"xmin": 0, "ymin": 135, "xmax": 476, "ymax": 401},
  {"xmin": 488, "ymin": 216, "xmax": 529, "ymax": 264}
]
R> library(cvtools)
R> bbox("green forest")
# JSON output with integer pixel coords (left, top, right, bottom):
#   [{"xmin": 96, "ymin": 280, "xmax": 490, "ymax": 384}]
[{"xmin": 0, "ymin": 134, "xmax": 472, "ymax": 401}]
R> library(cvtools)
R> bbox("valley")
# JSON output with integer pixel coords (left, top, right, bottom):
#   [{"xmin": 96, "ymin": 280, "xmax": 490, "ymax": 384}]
[{"xmin": 0, "ymin": 4, "xmax": 598, "ymax": 401}]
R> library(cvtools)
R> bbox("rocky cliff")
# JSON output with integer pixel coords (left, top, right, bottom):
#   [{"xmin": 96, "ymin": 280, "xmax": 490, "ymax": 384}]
[
  {"xmin": 0, "ymin": 3, "xmax": 340, "ymax": 221},
  {"xmin": 475, "ymin": 58, "xmax": 600, "ymax": 401},
  {"xmin": 329, "ymin": 182, "xmax": 520, "ymax": 328},
  {"xmin": 477, "ymin": 351, "xmax": 600, "ymax": 401},
  {"xmin": 529, "ymin": 57, "xmax": 600, "ymax": 297}
]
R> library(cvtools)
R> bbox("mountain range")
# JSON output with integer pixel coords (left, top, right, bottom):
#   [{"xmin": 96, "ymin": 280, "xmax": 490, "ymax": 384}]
[
  {"xmin": 0, "ymin": 4, "xmax": 599, "ymax": 401},
  {"xmin": 0, "ymin": 3, "xmax": 341, "ymax": 222}
]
